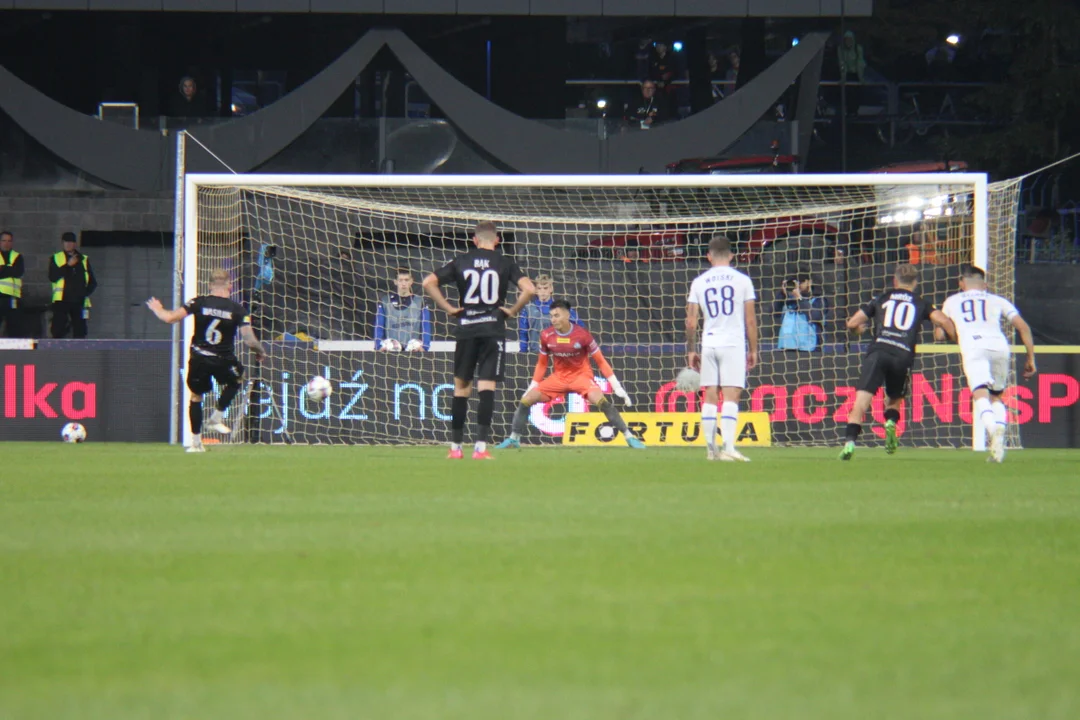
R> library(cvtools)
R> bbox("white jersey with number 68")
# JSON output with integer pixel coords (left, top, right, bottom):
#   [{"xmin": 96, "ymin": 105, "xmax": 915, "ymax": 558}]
[
  {"xmin": 687, "ymin": 266, "xmax": 757, "ymax": 349},
  {"xmin": 941, "ymin": 290, "xmax": 1018, "ymax": 354}
]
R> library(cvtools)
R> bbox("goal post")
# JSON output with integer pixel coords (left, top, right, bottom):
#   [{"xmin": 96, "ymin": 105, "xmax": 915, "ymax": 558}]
[{"xmin": 179, "ymin": 172, "xmax": 1020, "ymax": 450}]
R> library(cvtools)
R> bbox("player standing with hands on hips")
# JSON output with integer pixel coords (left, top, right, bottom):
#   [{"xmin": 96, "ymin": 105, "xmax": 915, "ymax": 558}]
[
  {"xmin": 423, "ymin": 222, "xmax": 536, "ymax": 460},
  {"xmin": 685, "ymin": 235, "xmax": 759, "ymax": 462},
  {"xmin": 146, "ymin": 269, "xmax": 266, "ymax": 453},
  {"xmin": 941, "ymin": 264, "xmax": 1036, "ymax": 463}
]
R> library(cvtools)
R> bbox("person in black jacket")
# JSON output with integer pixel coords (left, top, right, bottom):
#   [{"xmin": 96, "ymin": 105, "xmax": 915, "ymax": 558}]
[
  {"xmin": 48, "ymin": 232, "xmax": 98, "ymax": 339},
  {"xmin": 168, "ymin": 76, "xmax": 208, "ymax": 118},
  {"xmin": 0, "ymin": 230, "xmax": 24, "ymax": 337}
]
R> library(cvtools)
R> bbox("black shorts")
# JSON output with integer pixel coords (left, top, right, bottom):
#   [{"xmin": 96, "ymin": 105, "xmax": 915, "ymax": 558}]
[
  {"xmin": 453, "ymin": 336, "xmax": 505, "ymax": 383},
  {"xmin": 187, "ymin": 352, "xmax": 244, "ymax": 395},
  {"xmin": 856, "ymin": 351, "xmax": 912, "ymax": 399}
]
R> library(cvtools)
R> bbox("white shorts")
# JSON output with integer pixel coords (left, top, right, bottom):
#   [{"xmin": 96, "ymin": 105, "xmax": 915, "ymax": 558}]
[
  {"xmin": 961, "ymin": 346, "xmax": 1011, "ymax": 392},
  {"xmin": 700, "ymin": 346, "xmax": 747, "ymax": 389}
]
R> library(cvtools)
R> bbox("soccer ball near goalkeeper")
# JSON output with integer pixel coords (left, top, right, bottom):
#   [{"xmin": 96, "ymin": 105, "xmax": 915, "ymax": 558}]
[
  {"xmin": 380, "ymin": 338, "xmax": 403, "ymax": 352},
  {"xmin": 61, "ymin": 422, "xmax": 87, "ymax": 443},
  {"xmin": 306, "ymin": 376, "xmax": 333, "ymax": 401},
  {"xmin": 675, "ymin": 367, "xmax": 701, "ymax": 392}
]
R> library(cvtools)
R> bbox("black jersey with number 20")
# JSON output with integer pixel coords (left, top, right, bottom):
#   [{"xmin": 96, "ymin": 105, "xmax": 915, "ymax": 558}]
[
  {"xmin": 861, "ymin": 289, "xmax": 935, "ymax": 356},
  {"xmin": 433, "ymin": 248, "xmax": 525, "ymax": 339},
  {"xmin": 184, "ymin": 295, "xmax": 250, "ymax": 356}
]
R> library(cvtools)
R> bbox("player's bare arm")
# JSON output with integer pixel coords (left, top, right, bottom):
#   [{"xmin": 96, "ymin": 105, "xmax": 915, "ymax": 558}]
[
  {"xmin": 501, "ymin": 276, "xmax": 536, "ymax": 319},
  {"xmin": 685, "ymin": 302, "xmax": 701, "ymax": 370},
  {"xmin": 744, "ymin": 299, "xmax": 758, "ymax": 371},
  {"xmin": 1011, "ymin": 314, "xmax": 1037, "ymax": 378},
  {"xmin": 929, "ymin": 309, "xmax": 956, "ymax": 343},
  {"xmin": 239, "ymin": 325, "xmax": 267, "ymax": 362},
  {"xmin": 421, "ymin": 273, "xmax": 463, "ymax": 316},
  {"xmin": 145, "ymin": 297, "xmax": 188, "ymax": 324},
  {"xmin": 846, "ymin": 309, "xmax": 870, "ymax": 334}
]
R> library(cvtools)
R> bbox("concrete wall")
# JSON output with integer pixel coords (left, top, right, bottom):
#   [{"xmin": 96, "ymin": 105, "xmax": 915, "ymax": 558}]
[
  {"xmin": 0, "ymin": 190, "xmax": 174, "ymax": 339},
  {"xmin": 1015, "ymin": 265, "xmax": 1080, "ymax": 345}
]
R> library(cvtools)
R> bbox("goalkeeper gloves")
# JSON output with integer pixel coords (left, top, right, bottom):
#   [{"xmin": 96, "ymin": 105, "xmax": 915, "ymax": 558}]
[{"xmin": 608, "ymin": 376, "xmax": 632, "ymax": 406}]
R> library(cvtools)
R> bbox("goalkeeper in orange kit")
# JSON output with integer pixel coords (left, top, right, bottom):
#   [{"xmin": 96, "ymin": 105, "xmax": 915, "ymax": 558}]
[{"xmin": 496, "ymin": 299, "xmax": 645, "ymax": 449}]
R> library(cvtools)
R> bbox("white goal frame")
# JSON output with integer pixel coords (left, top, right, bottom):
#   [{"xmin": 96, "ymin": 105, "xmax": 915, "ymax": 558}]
[{"xmin": 180, "ymin": 172, "xmax": 990, "ymax": 450}]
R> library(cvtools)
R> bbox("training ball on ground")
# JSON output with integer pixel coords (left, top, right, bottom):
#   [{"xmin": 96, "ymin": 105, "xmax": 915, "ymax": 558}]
[
  {"xmin": 598, "ymin": 425, "xmax": 616, "ymax": 440},
  {"xmin": 405, "ymin": 339, "xmax": 424, "ymax": 352},
  {"xmin": 675, "ymin": 367, "xmax": 701, "ymax": 392},
  {"xmin": 61, "ymin": 422, "xmax": 87, "ymax": 443},
  {"xmin": 306, "ymin": 376, "xmax": 333, "ymax": 401},
  {"xmin": 380, "ymin": 338, "xmax": 403, "ymax": 352}
]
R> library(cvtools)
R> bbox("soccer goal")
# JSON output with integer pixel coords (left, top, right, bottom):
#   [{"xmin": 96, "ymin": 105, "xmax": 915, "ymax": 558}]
[{"xmin": 177, "ymin": 172, "xmax": 1022, "ymax": 450}]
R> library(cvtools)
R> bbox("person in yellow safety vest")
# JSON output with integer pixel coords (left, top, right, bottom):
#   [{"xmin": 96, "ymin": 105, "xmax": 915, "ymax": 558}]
[
  {"xmin": 0, "ymin": 230, "xmax": 24, "ymax": 337},
  {"xmin": 48, "ymin": 232, "xmax": 97, "ymax": 339}
]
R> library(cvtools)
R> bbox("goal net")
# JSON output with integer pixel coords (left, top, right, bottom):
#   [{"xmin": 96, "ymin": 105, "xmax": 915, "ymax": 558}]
[{"xmin": 180, "ymin": 173, "xmax": 1022, "ymax": 450}]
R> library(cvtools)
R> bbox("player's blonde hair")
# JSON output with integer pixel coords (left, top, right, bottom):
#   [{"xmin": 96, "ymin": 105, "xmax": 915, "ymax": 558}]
[
  {"xmin": 474, "ymin": 221, "xmax": 499, "ymax": 244},
  {"xmin": 209, "ymin": 269, "xmax": 230, "ymax": 287},
  {"xmin": 535, "ymin": 274, "xmax": 553, "ymax": 286},
  {"xmin": 894, "ymin": 264, "xmax": 919, "ymax": 287}
]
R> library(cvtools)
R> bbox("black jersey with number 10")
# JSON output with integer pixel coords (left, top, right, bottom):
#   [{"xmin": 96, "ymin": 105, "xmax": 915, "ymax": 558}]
[
  {"xmin": 184, "ymin": 295, "xmax": 250, "ymax": 356},
  {"xmin": 433, "ymin": 248, "xmax": 525, "ymax": 338},
  {"xmin": 860, "ymin": 289, "xmax": 935, "ymax": 356}
]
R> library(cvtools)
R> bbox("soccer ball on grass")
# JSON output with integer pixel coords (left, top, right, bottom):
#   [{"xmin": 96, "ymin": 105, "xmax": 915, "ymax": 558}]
[
  {"xmin": 61, "ymin": 422, "xmax": 87, "ymax": 443},
  {"xmin": 306, "ymin": 376, "xmax": 333, "ymax": 401}
]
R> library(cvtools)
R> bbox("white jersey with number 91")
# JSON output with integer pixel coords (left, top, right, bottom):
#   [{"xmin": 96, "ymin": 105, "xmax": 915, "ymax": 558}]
[
  {"xmin": 687, "ymin": 266, "xmax": 757, "ymax": 349},
  {"xmin": 941, "ymin": 290, "xmax": 1018, "ymax": 354}
]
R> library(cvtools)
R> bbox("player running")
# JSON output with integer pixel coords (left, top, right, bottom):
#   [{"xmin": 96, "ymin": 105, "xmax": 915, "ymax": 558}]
[
  {"xmin": 423, "ymin": 221, "xmax": 535, "ymax": 460},
  {"xmin": 839, "ymin": 264, "xmax": 954, "ymax": 460},
  {"xmin": 146, "ymin": 269, "xmax": 266, "ymax": 453},
  {"xmin": 685, "ymin": 235, "xmax": 758, "ymax": 462},
  {"xmin": 496, "ymin": 299, "xmax": 645, "ymax": 450},
  {"xmin": 941, "ymin": 264, "xmax": 1036, "ymax": 463}
]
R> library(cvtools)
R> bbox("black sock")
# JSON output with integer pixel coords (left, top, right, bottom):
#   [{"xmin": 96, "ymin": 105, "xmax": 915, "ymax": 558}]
[
  {"xmin": 477, "ymin": 390, "xmax": 494, "ymax": 443},
  {"xmin": 845, "ymin": 423, "xmax": 862, "ymax": 443},
  {"xmin": 884, "ymin": 408, "xmax": 901, "ymax": 423},
  {"xmin": 451, "ymin": 396, "xmax": 468, "ymax": 445},
  {"xmin": 217, "ymin": 383, "xmax": 241, "ymax": 413},
  {"xmin": 598, "ymin": 397, "xmax": 629, "ymax": 433},
  {"xmin": 189, "ymin": 400, "xmax": 203, "ymax": 435},
  {"xmin": 511, "ymin": 403, "xmax": 531, "ymax": 437}
]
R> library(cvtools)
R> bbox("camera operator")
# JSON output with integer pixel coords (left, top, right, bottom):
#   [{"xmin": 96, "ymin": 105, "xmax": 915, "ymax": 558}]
[{"xmin": 775, "ymin": 274, "xmax": 826, "ymax": 351}]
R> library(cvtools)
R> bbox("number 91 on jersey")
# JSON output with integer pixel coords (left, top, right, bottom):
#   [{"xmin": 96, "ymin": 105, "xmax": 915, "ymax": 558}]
[{"xmin": 562, "ymin": 412, "xmax": 772, "ymax": 447}]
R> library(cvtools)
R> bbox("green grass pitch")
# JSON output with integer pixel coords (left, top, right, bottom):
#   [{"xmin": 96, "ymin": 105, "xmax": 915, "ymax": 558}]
[{"xmin": 2, "ymin": 444, "xmax": 1079, "ymax": 719}]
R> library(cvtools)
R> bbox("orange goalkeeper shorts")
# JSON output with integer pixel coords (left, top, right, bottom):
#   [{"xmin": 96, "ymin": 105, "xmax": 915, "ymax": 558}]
[{"xmin": 537, "ymin": 373, "xmax": 601, "ymax": 399}]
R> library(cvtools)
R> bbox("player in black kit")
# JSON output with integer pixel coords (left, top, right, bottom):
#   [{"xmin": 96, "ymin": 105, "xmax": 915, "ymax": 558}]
[
  {"xmin": 147, "ymin": 269, "xmax": 267, "ymax": 453},
  {"xmin": 423, "ymin": 221, "xmax": 535, "ymax": 460},
  {"xmin": 840, "ymin": 264, "xmax": 954, "ymax": 460}
]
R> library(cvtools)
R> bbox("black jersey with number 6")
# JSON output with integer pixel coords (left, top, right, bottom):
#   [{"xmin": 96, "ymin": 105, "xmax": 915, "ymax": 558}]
[
  {"xmin": 433, "ymin": 248, "xmax": 525, "ymax": 339},
  {"xmin": 184, "ymin": 295, "xmax": 250, "ymax": 356},
  {"xmin": 861, "ymin": 289, "xmax": 935, "ymax": 356}
]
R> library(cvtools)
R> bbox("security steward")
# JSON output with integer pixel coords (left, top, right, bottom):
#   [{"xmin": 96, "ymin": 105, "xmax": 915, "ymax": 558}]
[
  {"xmin": 48, "ymin": 232, "xmax": 97, "ymax": 338},
  {"xmin": 0, "ymin": 230, "xmax": 23, "ymax": 337}
]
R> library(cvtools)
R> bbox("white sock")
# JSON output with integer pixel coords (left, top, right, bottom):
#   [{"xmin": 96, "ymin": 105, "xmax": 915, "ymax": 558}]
[
  {"xmin": 192, "ymin": 433, "xmax": 201, "ymax": 444},
  {"xmin": 701, "ymin": 403, "xmax": 718, "ymax": 450},
  {"xmin": 991, "ymin": 400, "xmax": 1008, "ymax": 433},
  {"xmin": 721, "ymin": 401, "xmax": 739, "ymax": 454},
  {"xmin": 509, "ymin": 432, "xmax": 521, "ymax": 441},
  {"xmin": 974, "ymin": 397, "xmax": 994, "ymax": 438},
  {"xmin": 475, "ymin": 441, "xmax": 487, "ymax": 453},
  {"xmin": 623, "ymin": 429, "xmax": 635, "ymax": 440},
  {"xmin": 450, "ymin": 442, "xmax": 462, "ymax": 451}
]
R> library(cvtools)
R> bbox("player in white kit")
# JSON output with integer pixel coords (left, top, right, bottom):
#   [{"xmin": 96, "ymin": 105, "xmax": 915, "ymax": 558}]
[
  {"xmin": 685, "ymin": 235, "xmax": 759, "ymax": 461},
  {"xmin": 941, "ymin": 264, "xmax": 1037, "ymax": 463}
]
